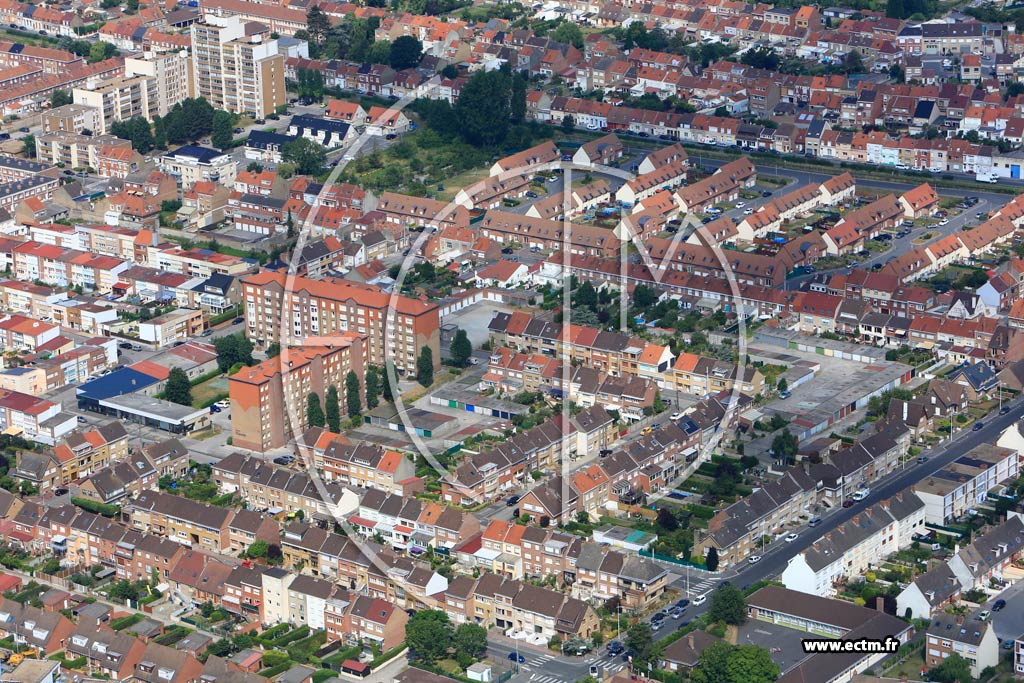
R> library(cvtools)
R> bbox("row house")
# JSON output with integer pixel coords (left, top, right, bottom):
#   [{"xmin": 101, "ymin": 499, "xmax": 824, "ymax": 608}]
[
  {"xmin": 209, "ymin": 452, "xmax": 358, "ymax": 522},
  {"xmin": 487, "ymin": 311, "xmax": 674, "ymax": 381},
  {"xmin": 913, "ymin": 439, "xmax": 1020, "ymax": 524},
  {"xmin": 476, "ymin": 211, "xmax": 622, "ymax": 259},
  {"xmin": 781, "ymin": 491, "xmax": 926, "ymax": 596},
  {"xmin": 694, "ymin": 466, "xmax": 818, "ymax": 567},
  {"xmin": 12, "ymin": 241, "xmax": 129, "ymax": 294}
]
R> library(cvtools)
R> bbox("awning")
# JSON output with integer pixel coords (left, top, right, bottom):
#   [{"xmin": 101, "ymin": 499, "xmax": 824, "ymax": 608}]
[{"xmin": 348, "ymin": 516, "xmax": 376, "ymax": 529}]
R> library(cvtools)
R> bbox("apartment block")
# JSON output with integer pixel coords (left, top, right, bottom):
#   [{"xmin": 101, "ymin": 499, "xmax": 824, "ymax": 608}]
[
  {"xmin": 41, "ymin": 104, "xmax": 101, "ymax": 135},
  {"xmin": 240, "ymin": 271, "xmax": 440, "ymax": 373},
  {"xmin": 913, "ymin": 442, "xmax": 1020, "ymax": 524},
  {"xmin": 228, "ymin": 338, "xmax": 366, "ymax": 452},
  {"xmin": 35, "ymin": 132, "xmax": 132, "ymax": 170},
  {"xmin": 73, "ymin": 75, "xmax": 160, "ymax": 135},
  {"xmin": 191, "ymin": 16, "xmax": 286, "ymax": 118}
]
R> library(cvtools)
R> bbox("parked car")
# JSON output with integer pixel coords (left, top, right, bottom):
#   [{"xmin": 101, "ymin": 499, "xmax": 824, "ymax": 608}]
[
  {"xmin": 993, "ymin": 599, "xmax": 1007, "ymax": 611},
  {"xmin": 917, "ymin": 456, "xmax": 928, "ymax": 463},
  {"xmin": 215, "ymin": 400, "xmax": 230, "ymax": 409},
  {"xmin": 508, "ymin": 653, "xmax": 525, "ymax": 663},
  {"xmin": 977, "ymin": 610, "xmax": 991, "ymax": 621},
  {"xmin": 273, "ymin": 456, "xmax": 291, "ymax": 465},
  {"xmin": 761, "ymin": 190, "xmax": 773, "ymax": 197},
  {"xmin": 506, "ymin": 495, "xmax": 520, "ymax": 507},
  {"xmin": 54, "ymin": 488, "xmax": 68, "ymax": 496},
  {"xmin": 785, "ymin": 533, "xmax": 799, "ymax": 543},
  {"xmin": 675, "ymin": 599, "xmax": 690, "ymax": 608},
  {"xmin": 808, "ymin": 517, "xmax": 821, "ymax": 527},
  {"xmin": 692, "ymin": 594, "xmax": 707, "ymax": 606},
  {"xmin": 210, "ymin": 405, "xmax": 221, "ymax": 414},
  {"xmin": 973, "ymin": 421, "xmax": 984, "ymax": 431},
  {"xmin": 843, "ymin": 500, "xmax": 854, "ymax": 508}
]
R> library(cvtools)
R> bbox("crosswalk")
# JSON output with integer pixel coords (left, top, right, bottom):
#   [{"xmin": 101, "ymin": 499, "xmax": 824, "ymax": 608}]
[
  {"xmin": 686, "ymin": 577, "xmax": 719, "ymax": 597},
  {"xmin": 520, "ymin": 653, "xmax": 556, "ymax": 672}
]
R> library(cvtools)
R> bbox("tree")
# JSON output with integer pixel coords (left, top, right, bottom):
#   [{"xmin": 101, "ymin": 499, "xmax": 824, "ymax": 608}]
[
  {"xmin": 282, "ymin": 138, "xmax": 327, "ymax": 175},
  {"xmin": 164, "ymin": 367, "xmax": 193, "ymax": 406},
  {"xmin": 706, "ymin": 547, "xmax": 719, "ymax": 571},
  {"xmin": 889, "ymin": 63, "xmax": 905, "ymax": 84},
  {"xmin": 152, "ymin": 115, "xmax": 167, "ymax": 149},
  {"xmin": 265, "ymin": 342, "xmax": 281, "ymax": 358},
  {"xmin": 405, "ymin": 610, "xmax": 453, "ymax": 664},
  {"xmin": 552, "ymin": 21, "xmax": 584, "ymax": 49},
  {"xmin": 416, "ymin": 346, "xmax": 434, "ymax": 386},
  {"xmin": 365, "ymin": 365, "xmax": 381, "ymax": 410},
  {"xmin": 561, "ymin": 114, "xmax": 576, "ymax": 133},
  {"xmin": 453, "ymin": 622, "xmax": 488, "ymax": 659},
  {"xmin": 296, "ymin": 68, "xmax": 325, "ymax": 103},
  {"xmin": 842, "ymin": 50, "xmax": 865, "ymax": 74},
  {"xmin": 927, "ymin": 653, "xmax": 972, "ymax": 683},
  {"xmin": 455, "ymin": 69, "xmax": 511, "ymax": 147},
  {"xmin": 345, "ymin": 370, "xmax": 362, "ymax": 417},
  {"xmin": 211, "ymin": 110, "xmax": 234, "ymax": 150},
  {"xmin": 885, "ymin": 0, "xmax": 906, "ymax": 18},
  {"xmin": 109, "ymin": 580, "xmax": 139, "ymax": 603},
  {"xmin": 390, "ymin": 35, "xmax": 423, "ymax": 70},
  {"xmin": 441, "ymin": 64, "xmax": 459, "ymax": 79},
  {"xmin": 771, "ymin": 429, "xmax": 799, "ymax": 463},
  {"xmin": 381, "ymin": 362, "xmax": 396, "ymax": 402},
  {"xmin": 367, "ymin": 40, "xmax": 392, "ymax": 64},
  {"xmin": 306, "ymin": 6, "xmax": 331, "ymax": 52},
  {"xmin": 691, "ymin": 644, "xmax": 778, "ymax": 683},
  {"xmin": 656, "ymin": 506, "xmax": 678, "ymax": 532},
  {"xmin": 306, "ymin": 392, "xmax": 325, "ymax": 428},
  {"xmin": 450, "ymin": 328, "xmax": 472, "ymax": 367},
  {"xmin": 325, "ymin": 384, "xmax": 341, "ymax": 432},
  {"xmin": 21, "ymin": 135, "xmax": 35, "ymax": 159},
  {"xmin": 88, "ymin": 41, "xmax": 117, "ymax": 63},
  {"xmin": 708, "ymin": 584, "xmax": 747, "ymax": 625},
  {"xmin": 214, "ymin": 333, "xmax": 254, "ymax": 372},
  {"xmin": 625, "ymin": 623, "xmax": 654, "ymax": 668},
  {"xmin": 51, "ymin": 90, "xmax": 72, "ymax": 108},
  {"xmin": 777, "ymin": 378, "xmax": 788, "ymax": 393},
  {"xmin": 690, "ymin": 641, "xmax": 733, "ymax": 683},
  {"xmin": 511, "ymin": 72, "xmax": 527, "ymax": 123},
  {"xmin": 245, "ymin": 540, "xmax": 269, "ymax": 559}
]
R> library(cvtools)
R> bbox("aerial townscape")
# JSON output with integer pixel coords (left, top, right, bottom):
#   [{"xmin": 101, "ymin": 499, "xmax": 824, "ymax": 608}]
[{"xmin": 13, "ymin": 1, "xmax": 1024, "ymax": 683}]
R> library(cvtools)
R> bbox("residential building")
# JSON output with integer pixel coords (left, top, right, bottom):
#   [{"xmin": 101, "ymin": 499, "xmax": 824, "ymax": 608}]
[
  {"xmin": 191, "ymin": 16, "xmax": 286, "ymax": 118},
  {"xmin": 228, "ymin": 339, "xmax": 367, "ymax": 452}
]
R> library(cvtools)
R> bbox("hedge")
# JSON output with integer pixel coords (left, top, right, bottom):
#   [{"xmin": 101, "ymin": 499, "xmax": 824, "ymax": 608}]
[
  {"xmin": 370, "ymin": 645, "xmax": 405, "ymax": 669},
  {"xmin": 71, "ymin": 497, "xmax": 119, "ymax": 517}
]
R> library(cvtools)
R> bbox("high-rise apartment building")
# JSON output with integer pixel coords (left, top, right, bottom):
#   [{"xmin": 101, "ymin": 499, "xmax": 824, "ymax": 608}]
[
  {"xmin": 239, "ymin": 271, "xmax": 441, "ymax": 373},
  {"xmin": 191, "ymin": 15, "xmax": 286, "ymax": 118},
  {"xmin": 228, "ymin": 338, "xmax": 366, "ymax": 452}
]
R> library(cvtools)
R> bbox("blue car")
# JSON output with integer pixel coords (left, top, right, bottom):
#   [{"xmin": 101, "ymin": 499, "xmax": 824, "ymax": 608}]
[{"xmin": 508, "ymin": 653, "xmax": 525, "ymax": 663}]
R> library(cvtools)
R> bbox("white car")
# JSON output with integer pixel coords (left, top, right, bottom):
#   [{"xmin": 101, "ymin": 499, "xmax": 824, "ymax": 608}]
[
  {"xmin": 692, "ymin": 594, "xmax": 707, "ymax": 606},
  {"xmin": 743, "ymin": 208, "xmax": 754, "ymax": 215},
  {"xmin": 785, "ymin": 533, "xmax": 799, "ymax": 543},
  {"xmin": 214, "ymin": 400, "xmax": 230, "ymax": 409},
  {"xmin": 735, "ymin": 201, "xmax": 746, "ymax": 208},
  {"xmin": 748, "ymin": 555, "xmax": 762, "ymax": 564},
  {"xmin": 939, "ymin": 218, "xmax": 949, "ymax": 226},
  {"xmin": 670, "ymin": 412, "xmax": 683, "ymax": 421}
]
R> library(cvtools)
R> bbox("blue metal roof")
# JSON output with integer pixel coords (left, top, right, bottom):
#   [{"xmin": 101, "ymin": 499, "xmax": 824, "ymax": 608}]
[{"xmin": 75, "ymin": 367, "xmax": 160, "ymax": 401}]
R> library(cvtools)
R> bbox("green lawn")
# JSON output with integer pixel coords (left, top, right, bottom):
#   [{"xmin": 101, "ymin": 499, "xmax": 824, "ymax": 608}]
[{"xmin": 191, "ymin": 376, "xmax": 228, "ymax": 408}]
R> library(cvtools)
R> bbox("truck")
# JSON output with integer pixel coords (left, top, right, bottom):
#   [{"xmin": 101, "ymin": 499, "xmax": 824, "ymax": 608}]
[{"xmin": 976, "ymin": 172, "xmax": 999, "ymax": 184}]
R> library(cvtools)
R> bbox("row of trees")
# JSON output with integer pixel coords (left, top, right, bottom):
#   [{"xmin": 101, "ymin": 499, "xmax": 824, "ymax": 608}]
[
  {"xmin": 302, "ymin": 9, "xmax": 423, "ymax": 69},
  {"xmin": 110, "ymin": 97, "xmax": 222, "ymax": 154},
  {"xmin": 306, "ymin": 365, "xmax": 392, "ymax": 430}
]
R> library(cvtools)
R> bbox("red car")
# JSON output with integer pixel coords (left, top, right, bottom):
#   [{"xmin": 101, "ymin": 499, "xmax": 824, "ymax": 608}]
[{"xmin": 843, "ymin": 500, "xmax": 854, "ymax": 508}]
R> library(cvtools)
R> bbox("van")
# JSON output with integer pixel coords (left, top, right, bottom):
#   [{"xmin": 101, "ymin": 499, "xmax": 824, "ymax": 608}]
[
  {"xmin": 851, "ymin": 489, "xmax": 870, "ymax": 502},
  {"xmin": 808, "ymin": 517, "xmax": 822, "ymax": 528}
]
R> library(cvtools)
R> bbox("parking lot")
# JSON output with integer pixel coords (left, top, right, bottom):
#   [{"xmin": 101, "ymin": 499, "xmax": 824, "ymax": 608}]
[
  {"xmin": 443, "ymin": 301, "xmax": 519, "ymax": 348},
  {"xmin": 982, "ymin": 575, "xmax": 1024, "ymax": 642},
  {"xmin": 735, "ymin": 620, "xmax": 812, "ymax": 674}
]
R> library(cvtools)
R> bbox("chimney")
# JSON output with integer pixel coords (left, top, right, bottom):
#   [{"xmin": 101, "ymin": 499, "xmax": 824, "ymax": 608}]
[
  {"xmin": 687, "ymin": 634, "xmax": 694, "ymax": 649},
  {"xmin": 957, "ymin": 614, "xmax": 965, "ymax": 625},
  {"xmin": 875, "ymin": 596, "xmax": 884, "ymax": 611}
]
